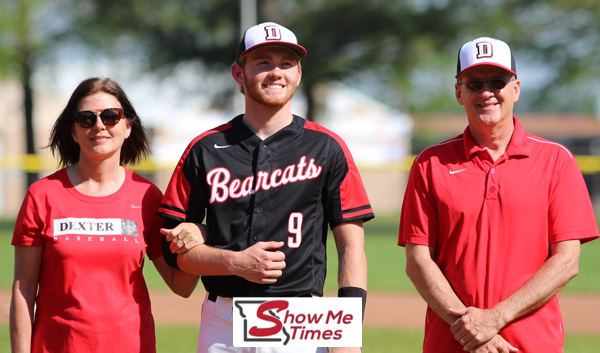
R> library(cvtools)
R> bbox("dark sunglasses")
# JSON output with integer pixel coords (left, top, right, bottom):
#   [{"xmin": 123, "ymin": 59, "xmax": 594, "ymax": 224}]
[
  {"xmin": 459, "ymin": 78, "xmax": 513, "ymax": 92},
  {"xmin": 73, "ymin": 108, "xmax": 124, "ymax": 128}
]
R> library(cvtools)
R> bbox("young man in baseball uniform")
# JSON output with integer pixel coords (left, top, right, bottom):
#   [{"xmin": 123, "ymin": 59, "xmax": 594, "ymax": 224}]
[
  {"xmin": 399, "ymin": 37, "xmax": 599, "ymax": 353},
  {"xmin": 159, "ymin": 22, "xmax": 373, "ymax": 353}
]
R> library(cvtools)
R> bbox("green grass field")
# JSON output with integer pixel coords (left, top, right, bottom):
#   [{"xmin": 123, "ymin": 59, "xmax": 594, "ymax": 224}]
[
  {"xmin": 140, "ymin": 214, "xmax": 600, "ymax": 293},
  {"xmin": 2, "ymin": 215, "xmax": 599, "ymax": 292},
  {"xmin": 0, "ymin": 324, "xmax": 598, "ymax": 352},
  {"xmin": 2, "ymin": 215, "xmax": 600, "ymax": 351}
]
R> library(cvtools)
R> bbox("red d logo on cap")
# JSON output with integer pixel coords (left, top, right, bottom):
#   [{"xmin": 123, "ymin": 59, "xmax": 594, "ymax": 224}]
[
  {"xmin": 264, "ymin": 25, "xmax": 282, "ymax": 41},
  {"xmin": 476, "ymin": 42, "xmax": 493, "ymax": 58}
]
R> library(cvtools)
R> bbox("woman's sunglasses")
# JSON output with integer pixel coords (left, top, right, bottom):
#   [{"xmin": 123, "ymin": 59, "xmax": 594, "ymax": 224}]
[
  {"xmin": 459, "ymin": 78, "xmax": 514, "ymax": 92},
  {"xmin": 73, "ymin": 108, "xmax": 123, "ymax": 128}
]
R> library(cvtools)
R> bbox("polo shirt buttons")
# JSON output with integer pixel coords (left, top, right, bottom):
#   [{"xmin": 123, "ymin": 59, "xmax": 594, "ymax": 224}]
[
  {"xmin": 253, "ymin": 236, "xmax": 259, "ymax": 241},
  {"xmin": 256, "ymin": 208, "xmax": 263, "ymax": 214},
  {"xmin": 491, "ymin": 168, "xmax": 496, "ymax": 174},
  {"xmin": 489, "ymin": 187, "xmax": 496, "ymax": 193}
]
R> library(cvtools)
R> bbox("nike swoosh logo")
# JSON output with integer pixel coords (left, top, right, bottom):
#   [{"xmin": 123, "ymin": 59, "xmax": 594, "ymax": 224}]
[
  {"xmin": 131, "ymin": 205, "xmax": 142, "ymax": 208},
  {"xmin": 214, "ymin": 144, "xmax": 231, "ymax": 149},
  {"xmin": 449, "ymin": 169, "xmax": 467, "ymax": 175}
]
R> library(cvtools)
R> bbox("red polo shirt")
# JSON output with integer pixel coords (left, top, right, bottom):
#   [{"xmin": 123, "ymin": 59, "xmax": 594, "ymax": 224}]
[{"xmin": 399, "ymin": 118, "xmax": 599, "ymax": 353}]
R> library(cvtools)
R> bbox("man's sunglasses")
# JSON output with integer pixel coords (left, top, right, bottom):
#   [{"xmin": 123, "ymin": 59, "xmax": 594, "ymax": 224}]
[
  {"xmin": 74, "ymin": 108, "xmax": 124, "ymax": 128},
  {"xmin": 458, "ymin": 78, "xmax": 514, "ymax": 92}
]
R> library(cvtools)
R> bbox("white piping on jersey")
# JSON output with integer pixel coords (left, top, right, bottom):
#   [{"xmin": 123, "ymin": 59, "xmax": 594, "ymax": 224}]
[
  {"xmin": 526, "ymin": 137, "xmax": 573, "ymax": 158},
  {"xmin": 416, "ymin": 137, "xmax": 573, "ymax": 164},
  {"xmin": 415, "ymin": 138, "xmax": 464, "ymax": 163}
]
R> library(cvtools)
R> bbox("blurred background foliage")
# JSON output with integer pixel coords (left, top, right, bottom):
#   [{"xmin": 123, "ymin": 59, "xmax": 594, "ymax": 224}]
[
  {"xmin": 63, "ymin": 0, "xmax": 600, "ymax": 114},
  {"xmin": 3, "ymin": 0, "xmax": 600, "ymax": 110},
  {"xmin": 2, "ymin": 0, "xmax": 600, "ymax": 183}
]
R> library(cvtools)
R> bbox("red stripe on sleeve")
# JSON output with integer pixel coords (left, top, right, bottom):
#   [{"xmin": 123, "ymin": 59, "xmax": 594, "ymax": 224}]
[
  {"xmin": 304, "ymin": 121, "xmax": 372, "ymax": 214},
  {"xmin": 343, "ymin": 208, "xmax": 374, "ymax": 220}
]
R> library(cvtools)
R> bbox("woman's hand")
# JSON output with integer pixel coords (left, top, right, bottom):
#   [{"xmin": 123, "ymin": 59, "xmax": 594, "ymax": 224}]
[{"xmin": 161, "ymin": 223, "xmax": 208, "ymax": 254}]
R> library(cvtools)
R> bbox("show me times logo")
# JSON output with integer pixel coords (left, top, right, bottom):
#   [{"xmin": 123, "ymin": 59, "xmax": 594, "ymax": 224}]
[{"xmin": 233, "ymin": 297, "xmax": 362, "ymax": 348}]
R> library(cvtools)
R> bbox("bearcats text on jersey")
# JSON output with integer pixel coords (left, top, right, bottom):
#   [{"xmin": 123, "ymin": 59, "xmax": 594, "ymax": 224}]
[{"xmin": 208, "ymin": 156, "xmax": 322, "ymax": 203}]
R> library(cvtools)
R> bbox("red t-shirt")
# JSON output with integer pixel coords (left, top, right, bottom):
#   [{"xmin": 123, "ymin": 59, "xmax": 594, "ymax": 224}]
[
  {"xmin": 12, "ymin": 168, "xmax": 163, "ymax": 353},
  {"xmin": 399, "ymin": 118, "xmax": 599, "ymax": 353}
]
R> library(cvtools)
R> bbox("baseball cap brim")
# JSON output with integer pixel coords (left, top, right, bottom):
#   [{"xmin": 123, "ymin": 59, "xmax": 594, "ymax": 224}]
[
  {"xmin": 238, "ymin": 42, "xmax": 307, "ymax": 62},
  {"xmin": 455, "ymin": 62, "xmax": 517, "ymax": 78}
]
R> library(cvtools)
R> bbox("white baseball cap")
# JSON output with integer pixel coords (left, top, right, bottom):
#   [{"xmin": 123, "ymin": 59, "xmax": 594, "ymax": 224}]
[
  {"xmin": 456, "ymin": 37, "xmax": 516, "ymax": 78},
  {"xmin": 237, "ymin": 22, "xmax": 307, "ymax": 63}
]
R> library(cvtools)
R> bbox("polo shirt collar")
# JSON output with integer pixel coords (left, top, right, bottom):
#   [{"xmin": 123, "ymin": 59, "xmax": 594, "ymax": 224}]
[{"xmin": 463, "ymin": 117, "xmax": 531, "ymax": 160}]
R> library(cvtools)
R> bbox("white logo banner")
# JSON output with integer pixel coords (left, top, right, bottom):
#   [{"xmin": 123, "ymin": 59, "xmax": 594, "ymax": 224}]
[
  {"xmin": 233, "ymin": 297, "xmax": 362, "ymax": 347},
  {"xmin": 53, "ymin": 218, "xmax": 139, "ymax": 236}
]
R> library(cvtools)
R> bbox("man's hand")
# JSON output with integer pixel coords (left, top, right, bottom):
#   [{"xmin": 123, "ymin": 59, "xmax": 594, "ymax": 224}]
[
  {"xmin": 232, "ymin": 241, "xmax": 286, "ymax": 284},
  {"xmin": 449, "ymin": 307, "xmax": 503, "ymax": 351},
  {"xmin": 161, "ymin": 223, "xmax": 208, "ymax": 254},
  {"xmin": 329, "ymin": 348, "xmax": 361, "ymax": 353},
  {"xmin": 469, "ymin": 334, "xmax": 518, "ymax": 353}
]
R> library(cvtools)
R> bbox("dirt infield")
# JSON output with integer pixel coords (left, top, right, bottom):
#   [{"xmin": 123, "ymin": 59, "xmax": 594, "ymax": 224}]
[
  {"xmin": 144, "ymin": 291, "xmax": 600, "ymax": 334},
  {"xmin": 1, "ymin": 290, "xmax": 598, "ymax": 334}
]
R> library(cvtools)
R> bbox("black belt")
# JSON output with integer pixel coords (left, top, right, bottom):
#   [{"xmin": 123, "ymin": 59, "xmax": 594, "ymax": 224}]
[
  {"xmin": 208, "ymin": 292, "xmax": 219, "ymax": 302},
  {"xmin": 207, "ymin": 292, "xmax": 313, "ymax": 302}
]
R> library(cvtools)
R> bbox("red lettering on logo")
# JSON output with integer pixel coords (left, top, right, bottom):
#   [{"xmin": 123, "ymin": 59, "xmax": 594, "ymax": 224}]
[
  {"xmin": 249, "ymin": 300, "xmax": 289, "ymax": 337},
  {"xmin": 333, "ymin": 330, "xmax": 342, "ymax": 340},
  {"xmin": 326, "ymin": 310, "xmax": 343, "ymax": 324}
]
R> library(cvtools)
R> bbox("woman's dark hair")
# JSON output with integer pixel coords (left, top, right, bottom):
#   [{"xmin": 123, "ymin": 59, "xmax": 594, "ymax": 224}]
[{"xmin": 48, "ymin": 77, "xmax": 150, "ymax": 168}]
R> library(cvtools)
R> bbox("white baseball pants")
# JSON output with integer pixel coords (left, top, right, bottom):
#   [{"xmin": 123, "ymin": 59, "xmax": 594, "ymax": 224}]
[{"xmin": 197, "ymin": 292, "xmax": 329, "ymax": 353}]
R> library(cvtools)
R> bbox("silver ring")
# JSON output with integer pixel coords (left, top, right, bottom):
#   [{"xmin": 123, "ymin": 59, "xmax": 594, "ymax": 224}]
[{"xmin": 460, "ymin": 338, "xmax": 466, "ymax": 345}]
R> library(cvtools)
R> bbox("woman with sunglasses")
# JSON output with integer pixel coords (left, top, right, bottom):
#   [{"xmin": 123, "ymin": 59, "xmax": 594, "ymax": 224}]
[{"xmin": 10, "ymin": 77, "xmax": 202, "ymax": 353}]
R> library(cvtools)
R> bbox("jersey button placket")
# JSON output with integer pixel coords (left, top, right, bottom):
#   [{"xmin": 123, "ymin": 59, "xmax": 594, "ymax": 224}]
[
  {"xmin": 251, "ymin": 205, "xmax": 266, "ymax": 243},
  {"xmin": 249, "ymin": 142, "xmax": 271, "ymax": 245}
]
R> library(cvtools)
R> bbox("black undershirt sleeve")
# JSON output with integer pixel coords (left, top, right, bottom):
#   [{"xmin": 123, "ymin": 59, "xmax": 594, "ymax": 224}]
[{"xmin": 161, "ymin": 218, "xmax": 182, "ymax": 270}]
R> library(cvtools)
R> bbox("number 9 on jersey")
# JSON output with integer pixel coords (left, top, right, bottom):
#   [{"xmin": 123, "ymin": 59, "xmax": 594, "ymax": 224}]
[{"xmin": 288, "ymin": 213, "xmax": 303, "ymax": 248}]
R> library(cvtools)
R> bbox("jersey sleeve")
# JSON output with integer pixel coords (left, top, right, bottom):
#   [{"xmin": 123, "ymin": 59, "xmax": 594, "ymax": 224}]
[
  {"xmin": 398, "ymin": 155, "xmax": 440, "ymax": 247},
  {"xmin": 12, "ymin": 190, "xmax": 45, "ymax": 246},
  {"xmin": 158, "ymin": 139, "xmax": 207, "ymax": 225},
  {"xmin": 158, "ymin": 137, "xmax": 209, "ymax": 268},
  {"xmin": 548, "ymin": 155, "xmax": 599, "ymax": 244},
  {"xmin": 325, "ymin": 137, "xmax": 374, "ymax": 229}
]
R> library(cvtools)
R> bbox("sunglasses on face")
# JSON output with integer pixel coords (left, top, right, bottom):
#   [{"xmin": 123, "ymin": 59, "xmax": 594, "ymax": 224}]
[
  {"xmin": 73, "ymin": 108, "xmax": 123, "ymax": 128},
  {"xmin": 459, "ymin": 78, "xmax": 513, "ymax": 92}
]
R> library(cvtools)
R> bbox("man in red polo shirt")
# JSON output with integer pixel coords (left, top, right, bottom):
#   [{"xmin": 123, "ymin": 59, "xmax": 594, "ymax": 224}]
[{"xmin": 399, "ymin": 37, "xmax": 599, "ymax": 353}]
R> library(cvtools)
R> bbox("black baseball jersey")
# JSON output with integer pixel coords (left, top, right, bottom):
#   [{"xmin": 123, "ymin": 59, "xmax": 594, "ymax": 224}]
[{"xmin": 158, "ymin": 114, "xmax": 374, "ymax": 297}]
